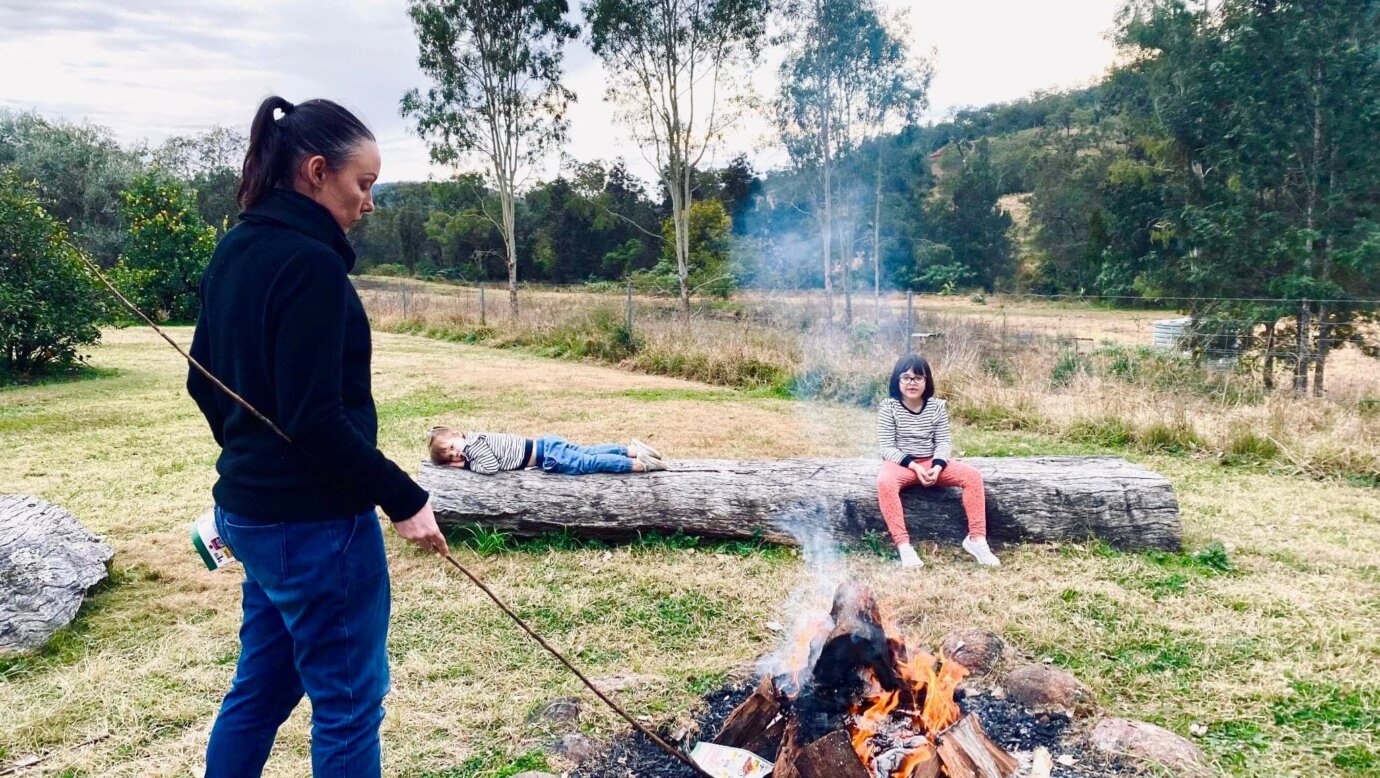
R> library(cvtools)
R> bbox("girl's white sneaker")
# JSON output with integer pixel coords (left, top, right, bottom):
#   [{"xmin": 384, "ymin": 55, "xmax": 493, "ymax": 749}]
[
  {"xmin": 962, "ymin": 535, "xmax": 1001, "ymax": 567},
  {"xmin": 897, "ymin": 543, "xmax": 923, "ymax": 569}
]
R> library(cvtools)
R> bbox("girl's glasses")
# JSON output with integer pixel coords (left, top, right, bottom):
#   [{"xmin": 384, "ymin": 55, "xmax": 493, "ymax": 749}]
[{"xmin": 900, "ymin": 374, "xmax": 925, "ymax": 384}]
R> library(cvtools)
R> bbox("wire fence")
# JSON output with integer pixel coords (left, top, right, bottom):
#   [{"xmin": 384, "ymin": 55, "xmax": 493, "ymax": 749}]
[{"xmin": 352, "ymin": 275, "xmax": 1380, "ymax": 402}]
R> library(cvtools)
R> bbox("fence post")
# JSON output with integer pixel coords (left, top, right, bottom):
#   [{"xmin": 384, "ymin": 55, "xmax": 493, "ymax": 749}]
[
  {"xmin": 626, "ymin": 277, "xmax": 634, "ymax": 333},
  {"xmin": 1294, "ymin": 298, "xmax": 1309, "ymax": 394},
  {"xmin": 480, "ymin": 283, "xmax": 486, "ymax": 326},
  {"xmin": 904, "ymin": 290, "xmax": 914, "ymax": 354}
]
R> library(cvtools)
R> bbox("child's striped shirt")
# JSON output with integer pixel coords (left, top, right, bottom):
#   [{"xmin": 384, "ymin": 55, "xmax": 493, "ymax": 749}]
[
  {"xmin": 463, "ymin": 432, "xmax": 532, "ymax": 475},
  {"xmin": 876, "ymin": 397, "xmax": 953, "ymax": 467}
]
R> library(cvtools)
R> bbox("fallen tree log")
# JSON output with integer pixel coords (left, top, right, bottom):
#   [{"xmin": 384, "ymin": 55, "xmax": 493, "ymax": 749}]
[{"xmin": 418, "ymin": 456, "xmax": 1181, "ymax": 550}]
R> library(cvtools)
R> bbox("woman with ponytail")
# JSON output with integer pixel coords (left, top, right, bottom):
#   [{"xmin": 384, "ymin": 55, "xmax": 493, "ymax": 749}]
[{"xmin": 187, "ymin": 96, "xmax": 446, "ymax": 777}]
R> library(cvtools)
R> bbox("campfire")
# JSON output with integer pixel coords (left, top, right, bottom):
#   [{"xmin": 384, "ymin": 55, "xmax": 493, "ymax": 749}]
[{"xmin": 708, "ymin": 582, "xmax": 1017, "ymax": 778}]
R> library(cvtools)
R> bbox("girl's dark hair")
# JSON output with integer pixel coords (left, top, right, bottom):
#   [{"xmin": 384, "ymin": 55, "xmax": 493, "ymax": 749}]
[
  {"xmin": 238, "ymin": 96, "xmax": 375, "ymax": 209},
  {"xmin": 888, "ymin": 353, "xmax": 936, "ymax": 403}
]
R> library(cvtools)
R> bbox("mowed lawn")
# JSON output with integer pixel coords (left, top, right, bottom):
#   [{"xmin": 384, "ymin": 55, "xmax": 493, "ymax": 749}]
[{"xmin": 1, "ymin": 328, "xmax": 1377, "ymax": 777}]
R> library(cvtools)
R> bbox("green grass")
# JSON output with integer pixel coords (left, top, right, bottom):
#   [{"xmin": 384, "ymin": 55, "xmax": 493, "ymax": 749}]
[
  {"xmin": 421, "ymin": 750, "xmax": 551, "ymax": 778},
  {"xmin": 446, "ymin": 523, "xmax": 790, "ymax": 561},
  {"xmin": 1137, "ymin": 417, "xmax": 1205, "ymax": 454},
  {"xmin": 2, "ymin": 328, "xmax": 1378, "ymax": 777},
  {"xmin": 1065, "ymin": 415, "xmax": 1138, "ymax": 448},
  {"xmin": 0, "ymin": 364, "xmax": 119, "ymax": 391},
  {"xmin": 377, "ymin": 387, "xmax": 480, "ymax": 422}
]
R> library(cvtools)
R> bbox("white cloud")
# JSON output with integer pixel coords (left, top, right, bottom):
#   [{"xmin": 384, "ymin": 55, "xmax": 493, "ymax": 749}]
[{"xmin": 0, "ymin": 0, "xmax": 1120, "ymax": 185}]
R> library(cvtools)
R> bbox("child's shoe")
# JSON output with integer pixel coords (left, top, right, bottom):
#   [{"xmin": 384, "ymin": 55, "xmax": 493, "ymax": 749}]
[
  {"xmin": 636, "ymin": 453, "xmax": 667, "ymax": 472},
  {"xmin": 897, "ymin": 543, "xmax": 923, "ymax": 569},
  {"xmin": 630, "ymin": 437, "xmax": 663, "ymax": 460},
  {"xmin": 962, "ymin": 535, "xmax": 1001, "ymax": 567}
]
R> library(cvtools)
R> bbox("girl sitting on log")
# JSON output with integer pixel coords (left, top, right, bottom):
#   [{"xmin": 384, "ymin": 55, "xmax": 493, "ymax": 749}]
[
  {"xmin": 876, "ymin": 354, "xmax": 1000, "ymax": 569},
  {"xmin": 428, "ymin": 427, "xmax": 667, "ymax": 474}
]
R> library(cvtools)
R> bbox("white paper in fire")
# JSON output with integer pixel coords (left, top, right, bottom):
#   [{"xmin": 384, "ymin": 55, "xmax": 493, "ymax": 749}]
[{"xmin": 688, "ymin": 742, "xmax": 773, "ymax": 778}]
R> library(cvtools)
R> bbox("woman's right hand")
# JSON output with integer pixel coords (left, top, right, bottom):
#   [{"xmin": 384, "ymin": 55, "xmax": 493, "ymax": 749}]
[{"xmin": 393, "ymin": 500, "xmax": 448, "ymax": 555}]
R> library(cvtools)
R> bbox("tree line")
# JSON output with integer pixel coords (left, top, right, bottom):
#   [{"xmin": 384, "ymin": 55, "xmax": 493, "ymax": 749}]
[{"xmin": 2, "ymin": 0, "xmax": 1378, "ymax": 391}]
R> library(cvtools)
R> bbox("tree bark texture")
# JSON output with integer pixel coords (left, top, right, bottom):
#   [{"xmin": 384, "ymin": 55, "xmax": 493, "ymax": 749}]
[{"xmin": 419, "ymin": 456, "xmax": 1182, "ymax": 550}]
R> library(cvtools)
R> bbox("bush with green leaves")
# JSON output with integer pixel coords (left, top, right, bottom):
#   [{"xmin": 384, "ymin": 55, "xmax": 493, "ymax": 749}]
[
  {"xmin": 112, "ymin": 172, "xmax": 215, "ymax": 322},
  {"xmin": 367, "ymin": 263, "xmax": 408, "ymax": 277},
  {"xmin": 659, "ymin": 199, "xmax": 736, "ymax": 299},
  {"xmin": 0, "ymin": 171, "xmax": 105, "ymax": 379}
]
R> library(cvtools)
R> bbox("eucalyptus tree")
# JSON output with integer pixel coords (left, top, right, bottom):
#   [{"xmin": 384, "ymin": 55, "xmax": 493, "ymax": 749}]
[
  {"xmin": 583, "ymin": 0, "xmax": 771, "ymax": 313},
  {"xmin": 776, "ymin": 0, "xmax": 919, "ymax": 323},
  {"xmin": 1115, "ymin": 0, "xmax": 1380, "ymax": 393},
  {"xmin": 403, "ymin": 0, "xmax": 579, "ymax": 317}
]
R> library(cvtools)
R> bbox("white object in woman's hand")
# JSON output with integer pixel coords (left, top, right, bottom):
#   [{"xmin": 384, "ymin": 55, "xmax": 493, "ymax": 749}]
[{"xmin": 393, "ymin": 500, "xmax": 448, "ymax": 555}]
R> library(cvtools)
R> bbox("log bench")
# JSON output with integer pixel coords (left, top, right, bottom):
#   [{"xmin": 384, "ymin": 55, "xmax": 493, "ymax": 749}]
[{"xmin": 417, "ymin": 456, "xmax": 1182, "ymax": 551}]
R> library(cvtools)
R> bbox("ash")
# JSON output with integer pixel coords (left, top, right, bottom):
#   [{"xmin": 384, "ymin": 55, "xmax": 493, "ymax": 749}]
[
  {"xmin": 573, "ymin": 682, "xmax": 1132, "ymax": 778},
  {"xmin": 571, "ymin": 682, "xmax": 757, "ymax": 778}
]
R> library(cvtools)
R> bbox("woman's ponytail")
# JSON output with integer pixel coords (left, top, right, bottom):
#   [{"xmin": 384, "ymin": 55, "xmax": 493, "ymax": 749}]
[
  {"xmin": 236, "ymin": 95, "xmax": 374, "ymax": 210},
  {"xmin": 238, "ymin": 96, "xmax": 294, "ymax": 209}
]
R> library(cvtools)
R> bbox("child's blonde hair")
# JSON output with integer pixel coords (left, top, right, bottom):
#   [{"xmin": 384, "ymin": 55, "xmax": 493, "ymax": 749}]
[{"xmin": 427, "ymin": 426, "xmax": 462, "ymax": 464}]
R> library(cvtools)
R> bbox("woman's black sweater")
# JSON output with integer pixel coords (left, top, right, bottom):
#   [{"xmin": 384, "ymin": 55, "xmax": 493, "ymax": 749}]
[{"xmin": 187, "ymin": 189, "xmax": 428, "ymax": 522}]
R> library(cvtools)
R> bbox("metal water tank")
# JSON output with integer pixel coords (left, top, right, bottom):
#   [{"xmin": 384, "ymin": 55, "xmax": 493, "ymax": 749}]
[{"xmin": 1152, "ymin": 317, "xmax": 1192, "ymax": 349}]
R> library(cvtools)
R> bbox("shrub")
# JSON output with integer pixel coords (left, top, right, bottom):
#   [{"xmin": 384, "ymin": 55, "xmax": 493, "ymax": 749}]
[
  {"xmin": 1359, "ymin": 397, "xmax": 1380, "ymax": 418},
  {"xmin": 1049, "ymin": 348, "xmax": 1089, "ymax": 389},
  {"xmin": 979, "ymin": 353, "xmax": 1016, "ymax": 385},
  {"xmin": 1095, "ymin": 344, "xmax": 1262, "ymax": 404},
  {"xmin": 112, "ymin": 172, "xmax": 215, "ymax": 322},
  {"xmin": 370, "ymin": 263, "xmax": 408, "ymax": 277},
  {"xmin": 545, "ymin": 307, "xmax": 640, "ymax": 362},
  {"xmin": 0, "ymin": 172, "xmax": 105, "ymax": 379},
  {"xmin": 1222, "ymin": 423, "xmax": 1281, "ymax": 465},
  {"xmin": 1137, "ymin": 417, "xmax": 1203, "ymax": 453},
  {"xmin": 949, "ymin": 395, "xmax": 1044, "ymax": 430},
  {"xmin": 1067, "ymin": 415, "xmax": 1136, "ymax": 448}
]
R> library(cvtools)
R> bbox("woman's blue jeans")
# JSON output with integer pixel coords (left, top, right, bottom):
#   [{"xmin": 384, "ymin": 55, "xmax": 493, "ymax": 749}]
[
  {"xmin": 535, "ymin": 435, "xmax": 633, "ymax": 474},
  {"xmin": 206, "ymin": 507, "xmax": 390, "ymax": 778}
]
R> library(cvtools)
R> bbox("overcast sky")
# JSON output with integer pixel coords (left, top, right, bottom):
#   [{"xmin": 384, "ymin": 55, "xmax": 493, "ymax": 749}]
[{"xmin": 0, "ymin": 0, "xmax": 1121, "ymax": 185}]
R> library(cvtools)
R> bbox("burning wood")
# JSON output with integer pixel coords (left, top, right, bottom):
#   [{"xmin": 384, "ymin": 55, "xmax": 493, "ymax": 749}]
[{"xmin": 707, "ymin": 583, "xmax": 1016, "ymax": 778}]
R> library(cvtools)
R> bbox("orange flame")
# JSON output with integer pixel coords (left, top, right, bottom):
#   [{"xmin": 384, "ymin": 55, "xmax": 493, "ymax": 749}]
[
  {"xmin": 895, "ymin": 743, "xmax": 936, "ymax": 777},
  {"xmin": 780, "ymin": 614, "xmax": 832, "ymax": 695},
  {"xmin": 837, "ymin": 594, "xmax": 974, "ymax": 775},
  {"xmin": 851, "ymin": 687, "xmax": 899, "ymax": 768},
  {"xmin": 920, "ymin": 651, "xmax": 968, "ymax": 734},
  {"xmin": 849, "ymin": 646, "xmax": 972, "ymax": 773}
]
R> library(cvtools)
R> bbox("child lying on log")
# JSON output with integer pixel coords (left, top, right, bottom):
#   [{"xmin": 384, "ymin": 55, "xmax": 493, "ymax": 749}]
[{"xmin": 427, "ymin": 427, "xmax": 667, "ymax": 475}]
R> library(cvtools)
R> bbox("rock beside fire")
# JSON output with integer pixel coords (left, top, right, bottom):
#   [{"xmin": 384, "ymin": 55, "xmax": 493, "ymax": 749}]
[
  {"xmin": 552, "ymin": 733, "xmax": 600, "ymax": 764},
  {"xmin": 1090, "ymin": 718, "xmax": 1208, "ymax": 775},
  {"xmin": 940, "ymin": 629, "xmax": 1006, "ymax": 677},
  {"xmin": 528, "ymin": 697, "xmax": 583, "ymax": 730},
  {"xmin": 1002, "ymin": 665, "xmax": 1094, "ymax": 715}
]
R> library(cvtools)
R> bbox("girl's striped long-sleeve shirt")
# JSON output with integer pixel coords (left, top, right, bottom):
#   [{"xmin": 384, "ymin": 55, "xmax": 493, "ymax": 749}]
[{"xmin": 877, "ymin": 397, "xmax": 953, "ymax": 467}]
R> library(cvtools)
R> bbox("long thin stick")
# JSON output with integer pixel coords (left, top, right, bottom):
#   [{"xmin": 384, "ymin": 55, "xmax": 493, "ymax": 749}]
[
  {"xmin": 439, "ymin": 549, "xmax": 713, "ymax": 777},
  {"xmin": 79, "ymin": 256, "xmax": 291, "ymax": 443},
  {"xmin": 82, "ymin": 259, "xmax": 712, "ymax": 777}
]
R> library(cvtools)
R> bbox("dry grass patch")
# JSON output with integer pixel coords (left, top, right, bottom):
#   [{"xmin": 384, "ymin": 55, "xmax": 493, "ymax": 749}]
[{"xmin": 0, "ymin": 328, "xmax": 1376, "ymax": 777}]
